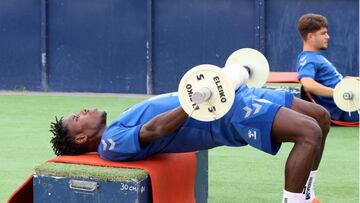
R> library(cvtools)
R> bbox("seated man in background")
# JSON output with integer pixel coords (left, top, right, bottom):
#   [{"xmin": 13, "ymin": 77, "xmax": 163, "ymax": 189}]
[
  {"xmin": 50, "ymin": 85, "xmax": 330, "ymax": 203},
  {"xmin": 296, "ymin": 13, "xmax": 359, "ymax": 122}
]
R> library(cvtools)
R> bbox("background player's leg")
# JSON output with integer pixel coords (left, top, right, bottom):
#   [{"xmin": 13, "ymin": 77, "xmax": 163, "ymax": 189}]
[
  {"xmin": 291, "ymin": 97, "xmax": 330, "ymax": 169},
  {"xmin": 271, "ymin": 107, "xmax": 322, "ymax": 192}
]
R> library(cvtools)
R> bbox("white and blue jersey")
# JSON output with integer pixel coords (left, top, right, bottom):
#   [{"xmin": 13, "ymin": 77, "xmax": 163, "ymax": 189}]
[
  {"xmin": 296, "ymin": 51, "xmax": 358, "ymax": 121},
  {"xmin": 98, "ymin": 87, "xmax": 294, "ymax": 161}
]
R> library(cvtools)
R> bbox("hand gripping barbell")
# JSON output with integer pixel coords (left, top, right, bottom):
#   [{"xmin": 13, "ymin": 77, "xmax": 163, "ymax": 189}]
[{"xmin": 178, "ymin": 48, "xmax": 269, "ymax": 121}]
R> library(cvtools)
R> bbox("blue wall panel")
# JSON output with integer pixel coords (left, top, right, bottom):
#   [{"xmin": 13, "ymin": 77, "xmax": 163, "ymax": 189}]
[
  {"xmin": 265, "ymin": 0, "xmax": 359, "ymax": 76},
  {"xmin": 0, "ymin": 0, "xmax": 42, "ymax": 90},
  {"xmin": 152, "ymin": 0, "xmax": 255, "ymax": 93},
  {"xmin": 0, "ymin": 0, "xmax": 358, "ymax": 93},
  {"xmin": 48, "ymin": 0, "xmax": 147, "ymax": 93}
]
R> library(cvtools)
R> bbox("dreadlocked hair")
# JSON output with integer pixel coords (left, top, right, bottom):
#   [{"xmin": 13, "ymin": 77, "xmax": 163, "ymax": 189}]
[{"xmin": 50, "ymin": 116, "xmax": 85, "ymax": 156}]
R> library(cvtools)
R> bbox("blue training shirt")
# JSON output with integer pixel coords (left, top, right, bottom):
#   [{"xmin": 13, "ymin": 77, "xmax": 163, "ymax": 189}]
[
  {"xmin": 296, "ymin": 51, "xmax": 343, "ymax": 119},
  {"xmin": 98, "ymin": 92, "xmax": 225, "ymax": 161}
]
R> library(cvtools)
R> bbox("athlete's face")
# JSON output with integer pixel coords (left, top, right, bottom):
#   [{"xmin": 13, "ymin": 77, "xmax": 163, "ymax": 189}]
[
  {"xmin": 308, "ymin": 27, "xmax": 330, "ymax": 51},
  {"xmin": 62, "ymin": 108, "xmax": 107, "ymax": 144}
]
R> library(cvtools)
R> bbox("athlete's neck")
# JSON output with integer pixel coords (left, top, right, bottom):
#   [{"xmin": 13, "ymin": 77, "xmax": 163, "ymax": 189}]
[
  {"xmin": 84, "ymin": 127, "xmax": 105, "ymax": 152},
  {"xmin": 303, "ymin": 43, "xmax": 320, "ymax": 52}
]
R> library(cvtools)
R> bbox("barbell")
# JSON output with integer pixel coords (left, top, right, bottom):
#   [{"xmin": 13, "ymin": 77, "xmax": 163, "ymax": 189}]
[
  {"xmin": 178, "ymin": 48, "xmax": 269, "ymax": 121},
  {"xmin": 333, "ymin": 78, "xmax": 359, "ymax": 114}
]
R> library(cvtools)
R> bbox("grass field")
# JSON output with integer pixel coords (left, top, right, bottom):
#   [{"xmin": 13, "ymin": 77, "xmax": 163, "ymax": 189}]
[{"xmin": 0, "ymin": 93, "xmax": 358, "ymax": 202}]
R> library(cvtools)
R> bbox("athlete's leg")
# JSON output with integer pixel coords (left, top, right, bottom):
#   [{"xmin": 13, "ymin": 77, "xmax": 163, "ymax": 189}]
[
  {"xmin": 291, "ymin": 97, "xmax": 330, "ymax": 169},
  {"xmin": 253, "ymin": 87, "xmax": 330, "ymax": 169},
  {"xmin": 271, "ymin": 107, "xmax": 323, "ymax": 193}
]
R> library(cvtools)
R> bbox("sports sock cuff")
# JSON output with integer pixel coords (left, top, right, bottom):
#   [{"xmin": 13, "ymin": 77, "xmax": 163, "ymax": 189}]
[
  {"xmin": 283, "ymin": 189, "xmax": 304, "ymax": 203},
  {"xmin": 310, "ymin": 170, "xmax": 318, "ymax": 177}
]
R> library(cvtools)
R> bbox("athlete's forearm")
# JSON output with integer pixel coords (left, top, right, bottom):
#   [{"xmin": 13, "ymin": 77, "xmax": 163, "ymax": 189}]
[
  {"xmin": 139, "ymin": 106, "xmax": 188, "ymax": 147},
  {"xmin": 301, "ymin": 77, "xmax": 334, "ymax": 97}
]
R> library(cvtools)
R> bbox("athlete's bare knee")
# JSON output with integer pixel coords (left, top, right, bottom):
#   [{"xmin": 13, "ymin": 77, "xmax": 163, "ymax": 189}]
[
  {"xmin": 313, "ymin": 104, "xmax": 331, "ymax": 135},
  {"xmin": 292, "ymin": 98, "xmax": 330, "ymax": 135},
  {"xmin": 298, "ymin": 118, "xmax": 323, "ymax": 151}
]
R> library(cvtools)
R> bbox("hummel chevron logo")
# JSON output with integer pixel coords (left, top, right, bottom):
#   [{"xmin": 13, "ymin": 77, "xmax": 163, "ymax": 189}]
[
  {"xmin": 299, "ymin": 56, "xmax": 307, "ymax": 66},
  {"xmin": 108, "ymin": 139, "xmax": 116, "ymax": 150},
  {"xmin": 243, "ymin": 104, "xmax": 263, "ymax": 118},
  {"xmin": 252, "ymin": 103, "xmax": 262, "ymax": 114},
  {"xmin": 243, "ymin": 106, "xmax": 252, "ymax": 118},
  {"xmin": 255, "ymin": 98, "xmax": 272, "ymax": 104},
  {"xmin": 101, "ymin": 139, "xmax": 116, "ymax": 151},
  {"xmin": 101, "ymin": 140, "xmax": 107, "ymax": 151}
]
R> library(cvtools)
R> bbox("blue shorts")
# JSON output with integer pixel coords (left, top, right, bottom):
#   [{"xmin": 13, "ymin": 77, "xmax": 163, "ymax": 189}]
[
  {"xmin": 229, "ymin": 86, "xmax": 294, "ymax": 155},
  {"xmin": 248, "ymin": 87, "xmax": 294, "ymax": 108}
]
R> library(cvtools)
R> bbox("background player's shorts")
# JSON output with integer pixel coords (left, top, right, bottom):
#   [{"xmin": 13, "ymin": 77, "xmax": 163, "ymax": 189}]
[
  {"xmin": 229, "ymin": 86, "xmax": 294, "ymax": 155},
  {"xmin": 340, "ymin": 110, "xmax": 359, "ymax": 122}
]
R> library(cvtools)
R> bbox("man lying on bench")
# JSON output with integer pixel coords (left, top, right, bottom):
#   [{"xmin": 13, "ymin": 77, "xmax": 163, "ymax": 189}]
[{"xmin": 50, "ymin": 87, "xmax": 329, "ymax": 203}]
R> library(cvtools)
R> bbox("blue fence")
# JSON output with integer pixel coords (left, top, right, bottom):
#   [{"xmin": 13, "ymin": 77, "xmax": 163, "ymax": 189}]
[{"xmin": 0, "ymin": 0, "xmax": 358, "ymax": 94}]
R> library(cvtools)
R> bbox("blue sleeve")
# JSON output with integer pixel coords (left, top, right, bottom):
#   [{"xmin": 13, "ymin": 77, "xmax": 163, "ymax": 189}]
[
  {"xmin": 98, "ymin": 125, "xmax": 142, "ymax": 161},
  {"xmin": 298, "ymin": 62, "xmax": 316, "ymax": 79}
]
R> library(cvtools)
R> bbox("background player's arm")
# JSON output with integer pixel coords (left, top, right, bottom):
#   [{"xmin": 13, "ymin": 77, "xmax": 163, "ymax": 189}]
[
  {"xmin": 139, "ymin": 106, "xmax": 188, "ymax": 147},
  {"xmin": 301, "ymin": 77, "xmax": 334, "ymax": 97},
  {"xmin": 344, "ymin": 76, "xmax": 360, "ymax": 81}
]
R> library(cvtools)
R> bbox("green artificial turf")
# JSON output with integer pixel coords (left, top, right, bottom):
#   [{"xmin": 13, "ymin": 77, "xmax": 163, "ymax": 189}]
[
  {"xmin": 35, "ymin": 162, "xmax": 148, "ymax": 182},
  {"xmin": 0, "ymin": 94, "xmax": 145, "ymax": 202},
  {"xmin": 0, "ymin": 93, "xmax": 358, "ymax": 202}
]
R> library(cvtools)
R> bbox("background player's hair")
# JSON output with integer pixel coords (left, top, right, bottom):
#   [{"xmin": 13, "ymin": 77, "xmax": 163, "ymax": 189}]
[
  {"xmin": 297, "ymin": 13, "xmax": 328, "ymax": 40},
  {"xmin": 50, "ymin": 117, "xmax": 85, "ymax": 156}
]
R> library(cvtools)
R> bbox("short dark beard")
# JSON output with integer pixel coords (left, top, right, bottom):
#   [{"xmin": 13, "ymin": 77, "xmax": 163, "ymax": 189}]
[{"xmin": 101, "ymin": 112, "xmax": 107, "ymax": 125}]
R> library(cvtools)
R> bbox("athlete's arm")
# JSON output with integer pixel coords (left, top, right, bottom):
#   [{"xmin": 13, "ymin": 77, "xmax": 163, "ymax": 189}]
[
  {"xmin": 139, "ymin": 106, "xmax": 188, "ymax": 147},
  {"xmin": 301, "ymin": 77, "xmax": 334, "ymax": 97}
]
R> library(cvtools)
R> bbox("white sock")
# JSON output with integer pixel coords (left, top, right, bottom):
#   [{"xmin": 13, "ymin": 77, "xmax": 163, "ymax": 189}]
[
  {"xmin": 303, "ymin": 170, "xmax": 317, "ymax": 202},
  {"xmin": 282, "ymin": 189, "xmax": 304, "ymax": 203}
]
